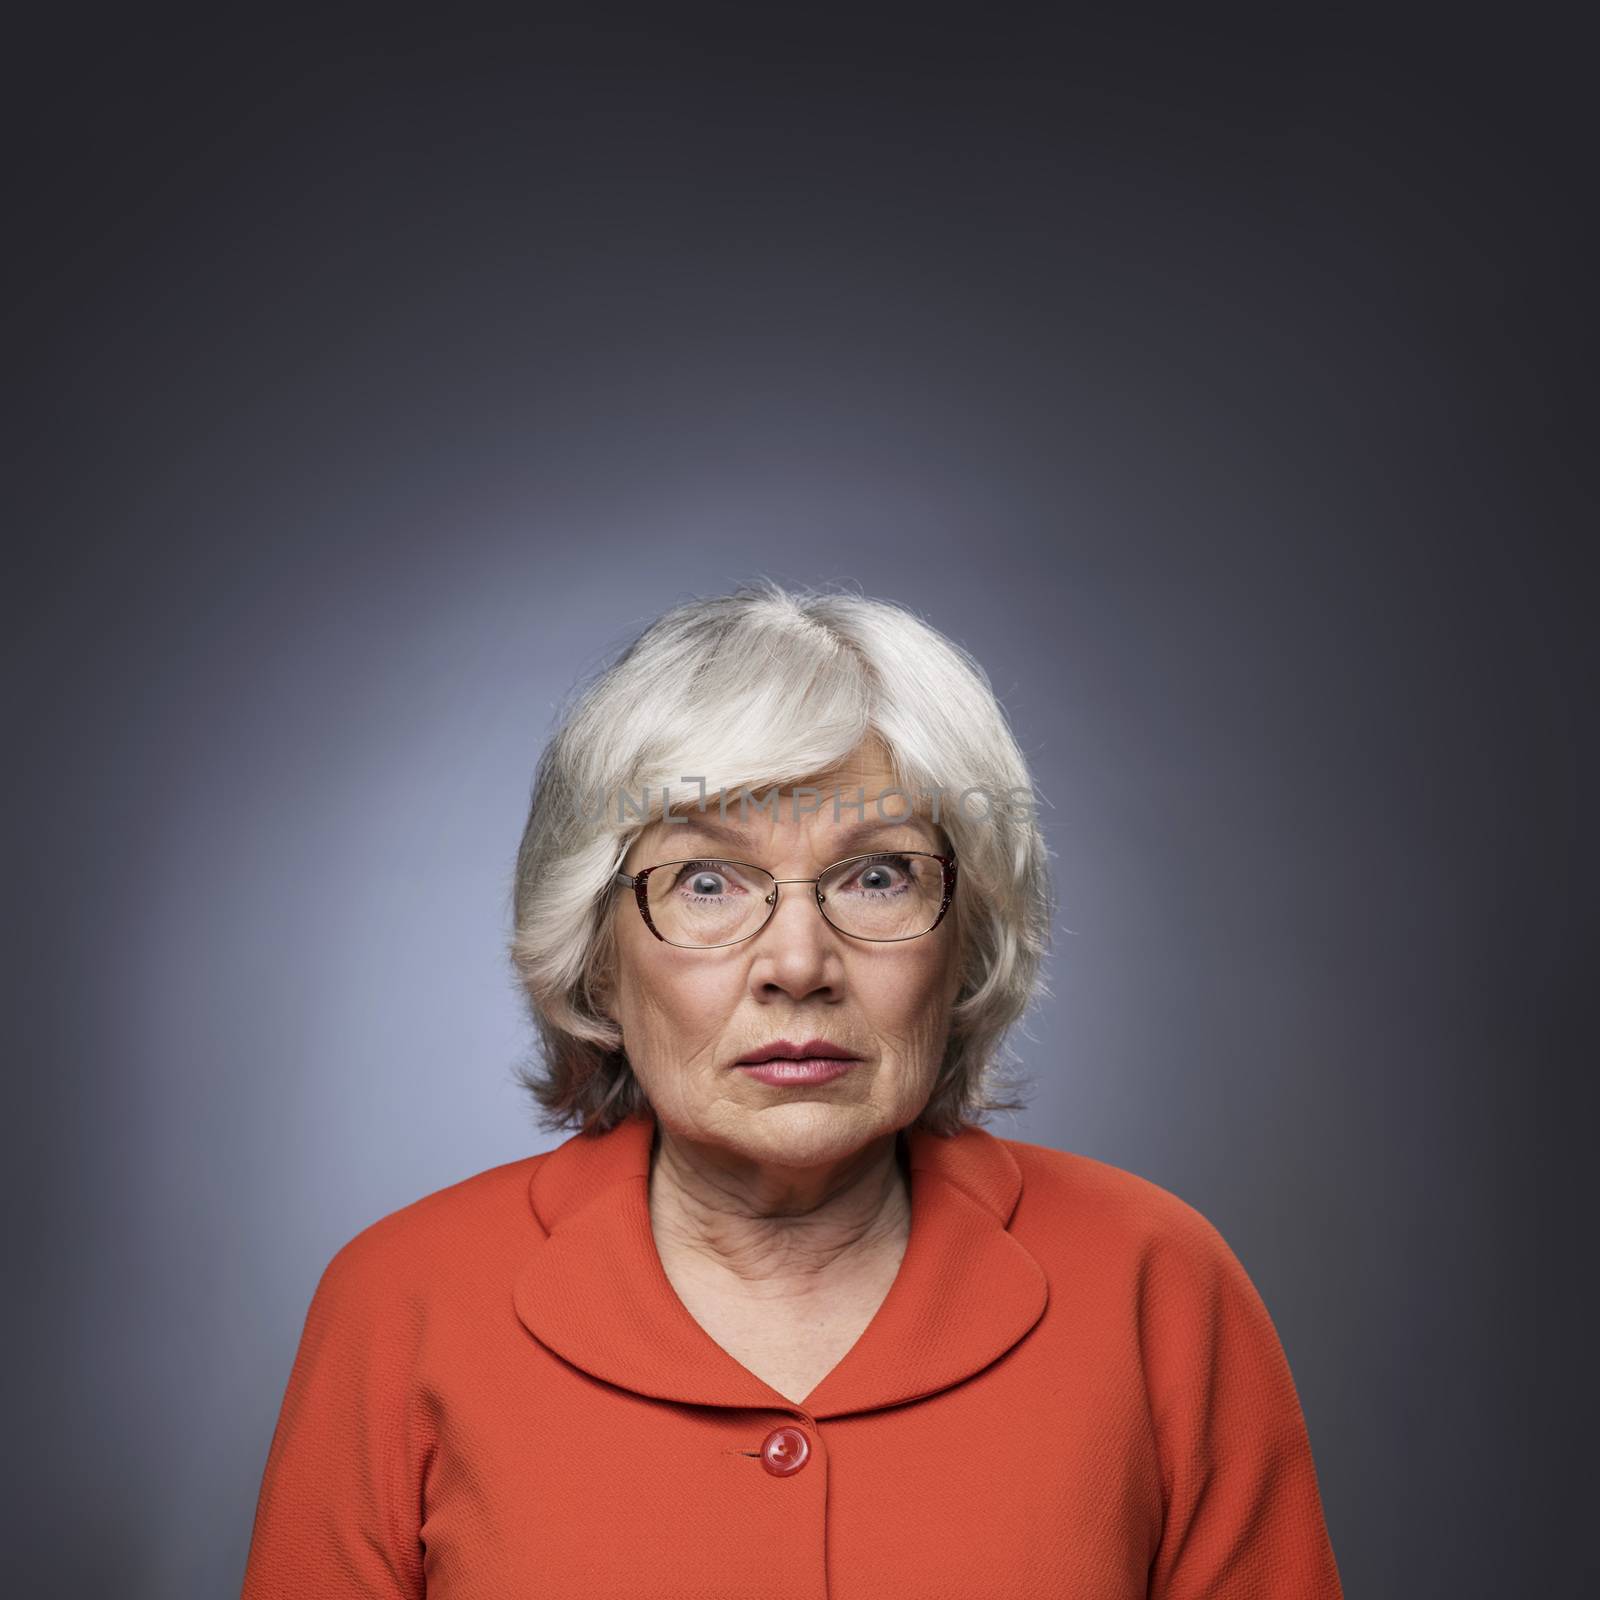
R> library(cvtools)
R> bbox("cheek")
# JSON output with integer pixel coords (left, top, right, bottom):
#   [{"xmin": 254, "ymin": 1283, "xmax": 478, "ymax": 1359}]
[
  {"xmin": 615, "ymin": 944, "xmax": 742, "ymax": 1050},
  {"xmin": 860, "ymin": 947, "xmax": 958, "ymax": 1028}
]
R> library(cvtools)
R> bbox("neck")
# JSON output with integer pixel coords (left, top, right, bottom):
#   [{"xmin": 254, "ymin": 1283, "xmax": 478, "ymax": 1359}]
[{"xmin": 647, "ymin": 1123, "xmax": 912, "ymax": 1293}]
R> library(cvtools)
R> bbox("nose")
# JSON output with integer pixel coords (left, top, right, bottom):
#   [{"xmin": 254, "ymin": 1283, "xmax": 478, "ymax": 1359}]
[{"xmin": 745, "ymin": 880, "xmax": 844, "ymax": 1001}]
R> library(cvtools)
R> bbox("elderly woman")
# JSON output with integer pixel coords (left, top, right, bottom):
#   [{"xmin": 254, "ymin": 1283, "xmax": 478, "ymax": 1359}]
[{"xmin": 241, "ymin": 581, "xmax": 1344, "ymax": 1598}]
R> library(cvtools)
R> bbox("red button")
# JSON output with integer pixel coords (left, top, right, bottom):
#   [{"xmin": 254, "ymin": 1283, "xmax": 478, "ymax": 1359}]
[{"xmin": 759, "ymin": 1426, "xmax": 811, "ymax": 1476}]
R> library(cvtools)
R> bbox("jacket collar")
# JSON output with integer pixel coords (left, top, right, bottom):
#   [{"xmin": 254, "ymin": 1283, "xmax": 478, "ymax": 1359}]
[{"xmin": 512, "ymin": 1105, "xmax": 1048, "ymax": 1420}]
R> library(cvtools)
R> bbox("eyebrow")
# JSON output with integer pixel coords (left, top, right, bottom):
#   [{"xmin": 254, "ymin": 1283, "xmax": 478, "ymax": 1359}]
[{"xmin": 658, "ymin": 813, "xmax": 941, "ymax": 858}]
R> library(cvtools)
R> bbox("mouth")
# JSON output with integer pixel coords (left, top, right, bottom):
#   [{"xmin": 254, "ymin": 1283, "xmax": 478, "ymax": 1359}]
[
  {"xmin": 732, "ymin": 1037, "xmax": 864, "ymax": 1086},
  {"xmin": 734, "ymin": 1037, "xmax": 863, "ymax": 1066},
  {"xmin": 736, "ymin": 1057, "xmax": 861, "ymax": 1086}
]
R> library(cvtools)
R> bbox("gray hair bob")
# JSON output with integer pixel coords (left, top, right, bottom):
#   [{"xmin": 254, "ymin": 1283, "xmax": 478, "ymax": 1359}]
[{"xmin": 508, "ymin": 579, "xmax": 1055, "ymax": 1138}]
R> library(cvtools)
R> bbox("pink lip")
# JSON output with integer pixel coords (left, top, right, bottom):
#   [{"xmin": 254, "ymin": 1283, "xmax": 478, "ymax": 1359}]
[
  {"xmin": 737, "ymin": 1058, "xmax": 860, "ymax": 1087},
  {"xmin": 734, "ymin": 1036, "xmax": 862, "ymax": 1066}
]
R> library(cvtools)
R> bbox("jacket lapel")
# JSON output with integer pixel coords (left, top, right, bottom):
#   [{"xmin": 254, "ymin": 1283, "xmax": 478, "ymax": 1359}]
[{"xmin": 512, "ymin": 1107, "xmax": 1048, "ymax": 1420}]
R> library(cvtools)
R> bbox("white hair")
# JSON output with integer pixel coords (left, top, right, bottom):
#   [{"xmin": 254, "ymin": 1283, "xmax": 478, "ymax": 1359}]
[{"xmin": 508, "ymin": 578, "xmax": 1055, "ymax": 1136}]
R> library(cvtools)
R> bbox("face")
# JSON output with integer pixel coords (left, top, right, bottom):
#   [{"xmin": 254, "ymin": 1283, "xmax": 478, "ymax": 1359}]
[{"xmin": 600, "ymin": 742, "xmax": 964, "ymax": 1174}]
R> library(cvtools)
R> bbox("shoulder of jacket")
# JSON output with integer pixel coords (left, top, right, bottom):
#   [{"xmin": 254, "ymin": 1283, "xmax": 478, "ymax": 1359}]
[
  {"xmin": 997, "ymin": 1134, "xmax": 1242, "ymax": 1279},
  {"xmin": 314, "ymin": 1147, "xmax": 554, "ymax": 1305}
]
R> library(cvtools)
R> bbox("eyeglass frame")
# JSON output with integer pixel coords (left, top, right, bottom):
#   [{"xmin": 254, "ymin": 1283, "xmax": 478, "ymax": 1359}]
[{"xmin": 611, "ymin": 849, "xmax": 959, "ymax": 949}]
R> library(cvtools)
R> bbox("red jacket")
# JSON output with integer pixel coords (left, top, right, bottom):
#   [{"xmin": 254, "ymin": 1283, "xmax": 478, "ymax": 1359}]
[{"xmin": 241, "ymin": 1106, "xmax": 1344, "ymax": 1597}]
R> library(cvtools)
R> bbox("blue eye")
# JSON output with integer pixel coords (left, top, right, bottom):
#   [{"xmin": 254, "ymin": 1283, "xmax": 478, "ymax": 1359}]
[
  {"xmin": 670, "ymin": 860, "xmax": 760, "ymax": 899},
  {"xmin": 839, "ymin": 854, "xmax": 914, "ymax": 895}
]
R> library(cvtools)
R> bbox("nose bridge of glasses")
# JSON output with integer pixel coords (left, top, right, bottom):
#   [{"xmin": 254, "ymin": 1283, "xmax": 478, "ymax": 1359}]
[{"xmin": 765, "ymin": 876, "xmax": 828, "ymax": 921}]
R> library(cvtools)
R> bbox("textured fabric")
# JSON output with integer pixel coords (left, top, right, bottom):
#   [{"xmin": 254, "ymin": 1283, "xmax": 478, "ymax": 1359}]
[{"xmin": 240, "ymin": 1107, "xmax": 1344, "ymax": 1598}]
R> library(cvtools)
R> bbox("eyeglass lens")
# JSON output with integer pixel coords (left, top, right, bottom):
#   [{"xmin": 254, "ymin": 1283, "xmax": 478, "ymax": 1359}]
[{"xmin": 642, "ymin": 854, "xmax": 946, "ymax": 946}]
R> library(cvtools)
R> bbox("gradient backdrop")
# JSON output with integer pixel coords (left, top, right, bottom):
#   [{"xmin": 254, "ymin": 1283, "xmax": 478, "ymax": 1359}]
[{"xmin": 7, "ymin": 12, "xmax": 1588, "ymax": 1598}]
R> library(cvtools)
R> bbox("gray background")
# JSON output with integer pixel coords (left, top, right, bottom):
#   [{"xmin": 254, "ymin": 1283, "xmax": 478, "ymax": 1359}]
[{"xmin": 7, "ymin": 11, "xmax": 1589, "ymax": 1598}]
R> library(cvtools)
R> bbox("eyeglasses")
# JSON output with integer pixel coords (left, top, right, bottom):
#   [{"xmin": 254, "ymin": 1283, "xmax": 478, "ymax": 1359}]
[{"xmin": 612, "ymin": 851, "xmax": 958, "ymax": 949}]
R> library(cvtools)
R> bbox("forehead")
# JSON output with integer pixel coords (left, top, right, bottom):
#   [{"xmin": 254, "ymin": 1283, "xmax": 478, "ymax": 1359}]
[
  {"xmin": 644, "ymin": 808, "xmax": 944, "ymax": 862},
  {"xmin": 633, "ymin": 753, "xmax": 946, "ymax": 862}
]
